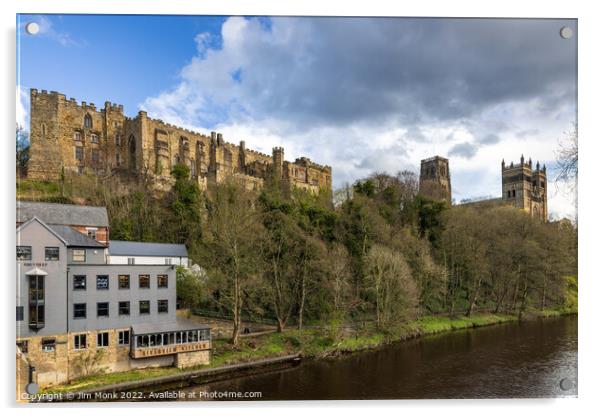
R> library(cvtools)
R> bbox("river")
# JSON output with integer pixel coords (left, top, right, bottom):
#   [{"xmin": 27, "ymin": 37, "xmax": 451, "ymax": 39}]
[{"xmin": 171, "ymin": 315, "xmax": 578, "ymax": 400}]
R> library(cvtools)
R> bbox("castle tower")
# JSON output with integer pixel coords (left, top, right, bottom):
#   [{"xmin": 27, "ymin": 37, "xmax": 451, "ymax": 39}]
[
  {"xmin": 27, "ymin": 89, "xmax": 65, "ymax": 180},
  {"xmin": 501, "ymin": 156, "xmax": 548, "ymax": 222},
  {"xmin": 419, "ymin": 156, "xmax": 451, "ymax": 204},
  {"xmin": 272, "ymin": 147, "xmax": 284, "ymax": 178}
]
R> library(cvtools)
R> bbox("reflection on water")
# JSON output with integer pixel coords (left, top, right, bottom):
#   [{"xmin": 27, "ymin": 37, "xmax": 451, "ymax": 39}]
[{"xmin": 175, "ymin": 315, "xmax": 577, "ymax": 400}]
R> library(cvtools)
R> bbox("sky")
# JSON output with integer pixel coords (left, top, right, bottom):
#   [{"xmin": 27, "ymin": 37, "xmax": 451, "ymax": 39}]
[{"xmin": 16, "ymin": 14, "xmax": 577, "ymax": 220}]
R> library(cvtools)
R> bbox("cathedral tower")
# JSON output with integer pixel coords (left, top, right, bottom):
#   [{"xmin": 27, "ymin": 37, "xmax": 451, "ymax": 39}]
[
  {"xmin": 419, "ymin": 156, "xmax": 452, "ymax": 204},
  {"xmin": 501, "ymin": 155, "xmax": 548, "ymax": 222}
]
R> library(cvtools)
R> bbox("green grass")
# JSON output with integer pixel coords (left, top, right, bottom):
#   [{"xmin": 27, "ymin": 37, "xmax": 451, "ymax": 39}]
[{"xmin": 43, "ymin": 367, "xmax": 181, "ymax": 394}]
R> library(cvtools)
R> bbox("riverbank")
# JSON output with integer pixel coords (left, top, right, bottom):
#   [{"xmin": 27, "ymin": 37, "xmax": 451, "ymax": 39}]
[{"xmin": 40, "ymin": 309, "xmax": 575, "ymax": 395}]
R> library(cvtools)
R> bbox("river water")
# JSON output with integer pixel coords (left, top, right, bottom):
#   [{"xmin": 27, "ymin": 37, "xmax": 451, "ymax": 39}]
[{"xmin": 176, "ymin": 315, "xmax": 577, "ymax": 400}]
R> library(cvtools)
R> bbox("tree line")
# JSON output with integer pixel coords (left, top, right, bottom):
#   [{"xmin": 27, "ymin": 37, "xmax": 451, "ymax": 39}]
[
  {"xmin": 162, "ymin": 166, "xmax": 576, "ymax": 344},
  {"xmin": 18, "ymin": 160, "xmax": 577, "ymax": 346}
]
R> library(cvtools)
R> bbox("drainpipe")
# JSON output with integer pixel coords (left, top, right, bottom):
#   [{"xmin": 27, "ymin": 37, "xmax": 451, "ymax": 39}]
[{"xmin": 66, "ymin": 266, "xmax": 70, "ymax": 381}]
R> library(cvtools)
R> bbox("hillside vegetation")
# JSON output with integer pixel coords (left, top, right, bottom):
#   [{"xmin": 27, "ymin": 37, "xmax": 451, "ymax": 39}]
[{"xmin": 17, "ymin": 166, "xmax": 578, "ymax": 345}]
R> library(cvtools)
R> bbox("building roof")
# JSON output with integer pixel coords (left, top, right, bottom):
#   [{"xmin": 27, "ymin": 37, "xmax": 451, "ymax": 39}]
[
  {"xmin": 131, "ymin": 318, "xmax": 210, "ymax": 335},
  {"xmin": 109, "ymin": 240, "xmax": 188, "ymax": 257},
  {"xmin": 49, "ymin": 225, "xmax": 106, "ymax": 248},
  {"xmin": 17, "ymin": 201, "xmax": 109, "ymax": 227}
]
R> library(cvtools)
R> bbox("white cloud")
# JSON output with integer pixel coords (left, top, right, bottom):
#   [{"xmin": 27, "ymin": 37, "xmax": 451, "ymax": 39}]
[
  {"xmin": 16, "ymin": 86, "xmax": 29, "ymax": 129},
  {"xmin": 141, "ymin": 17, "xmax": 577, "ymax": 220},
  {"xmin": 21, "ymin": 15, "xmax": 81, "ymax": 47}
]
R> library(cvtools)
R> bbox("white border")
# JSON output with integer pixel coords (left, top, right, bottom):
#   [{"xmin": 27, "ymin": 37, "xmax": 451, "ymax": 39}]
[{"xmin": 2, "ymin": 0, "xmax": 600, "ymax": 415}]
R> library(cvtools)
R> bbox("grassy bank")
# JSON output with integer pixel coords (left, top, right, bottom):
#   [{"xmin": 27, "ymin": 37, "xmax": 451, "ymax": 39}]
[{"xmin": 41, "ymin": 310, "xmax": 572, "ymax": 394}]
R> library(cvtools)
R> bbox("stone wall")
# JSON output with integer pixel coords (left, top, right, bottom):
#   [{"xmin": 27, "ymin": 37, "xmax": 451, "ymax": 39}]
[
  {"xmin": 174, "ymin": 350, "xmax": 210, "ymax": 369},
  {"xmin": 27, "ymin": 89, "xmax": 333, "ymax": 195}
]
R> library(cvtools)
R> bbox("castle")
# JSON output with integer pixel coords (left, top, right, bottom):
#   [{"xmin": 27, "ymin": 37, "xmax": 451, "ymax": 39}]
[
  {"xmin": 27, "ymin": 89, "xmax": 332, "ymax": 194},
  {"xmin": 419, "ymin": 154, "xmax": 548, "ymax": 222}
]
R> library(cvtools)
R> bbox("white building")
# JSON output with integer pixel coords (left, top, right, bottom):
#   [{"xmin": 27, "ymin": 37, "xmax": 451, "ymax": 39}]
[{"xmin": 108, "ymin": 240, "xmax": 189, "ymax": 267}]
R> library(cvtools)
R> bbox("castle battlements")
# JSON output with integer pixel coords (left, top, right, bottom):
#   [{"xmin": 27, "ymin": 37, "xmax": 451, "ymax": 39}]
[{"xmin": 26, "ymin": 88, "xmax": 332, "ymax": 196}]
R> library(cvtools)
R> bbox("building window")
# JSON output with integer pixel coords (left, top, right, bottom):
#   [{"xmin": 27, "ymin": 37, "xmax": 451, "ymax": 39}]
[
  {"xmin": 119, "ymin": 301, "xmax": 130, "ymax": 316},
  {"xmin": 139, "ymin": 300, "xmax": 150, "ymax": 315},
  {"xmin": 17, "ymin": 246, "xmax": 32, "ymax": 261},
  {"xmin": 118, "ymin": 274, "xmax": 130, "ymax": 289},
  {"xmin": 512, "ymin": 189, "xmax": 516, "ymax": 197},
  {"xmin": 75, "ymin": 146, "xmax": 84, "ymax": 162},
  {"xmin": 45, "ymin": 247, "xmax": 59, "ymax": 261},
  {"xmin": 97, "ymin": 332, "xmax": 109, "ymax": 348},
  {"xmin": 116, "ymin": 153, "xmax": 121, "ymax": 166},
  {"xmin": 97, "ymin": 302, "xmax": 109, "ymax": 317},
  {"xmin": 87, "ymin": 228, "xmax": 97, "ymax": 239},
  {"xmin": 72, "ymin": 249, "xmax": 86, "ymax": 262},
  {"xmin": 507, "ymin": 190, "xmax": 511, "ymax": 198},
  {"xmin": 128, "ymin": 257, "xmax": 135, "ymax": 265},
  {"xmin": 16, "ymin": 306, "xmax": 24, "ymax": 321},
  {"xmin": 73, "ymin": 303, "xmax": 87, "ymax": 319},
  {"xmin": 118, "ymin": 330, "xmax": 130, "ymax": 345},
  {"xmin": 165, "ymin": 258, "xmax": 172, "ymax": 265},
  {"xmin": 73, "ymin": 275, "xmax": 86, "ymax": 290},
  {"xmin": 96, "ymin": 275, "xmax": 109, "ymax": 290},
  {"xmin": 115, "ymin": 134, "xmax": 121, "ymax": 146},
  {"xmin": 157, "ymin": 274, "xmax": 168, "ymax": 288},
  {"xmin": 158, "ymin": 300, "xmax": 168, "ymax": 314},
  {"xmin": 74, "ymin": 131, "xmax": 82, "ymax": 141},
  {"xmin": 28, "ymin": 275, "xmax": 45, "ymax": 330},
  {"xmin": 139, "ymin": 274, "xmax": 150, "ymax": 289},
  {"xmin": 90, "ymin": 134, "xmax": 99, "ymax": 144},
  {"xmin": 74, "ymin": 334, "xmax": 87, "ymax": 350},
  {"xmin": 84, "ymin": 114, "xmax": 93, "ymax": 128},
  {"xmin": 41, "ymin": 338, "xmax": 55, "ymax": 352},
  {"xmin": 78, "ymin": 166, "xmax": 85, "ymax": 175},
  {"xmin": 92, "ymin": 149, "xmax": 99, "ymax": 163},
  {"xmin": 17, "ymin": 341, "xmax": 28, "ymax": 353},
  {"xmin": 41, "ymin": 123, "xmax": 47, "ymax": 139}
]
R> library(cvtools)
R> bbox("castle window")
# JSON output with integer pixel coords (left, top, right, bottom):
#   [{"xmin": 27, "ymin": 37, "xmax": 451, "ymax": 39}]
[
  {"xmin": 84, "ymin": 114, "xmax": 93, "ymax": 129},
  {"xmin": 507, "ymin": 190, "xmax": 511, "ymax": 198},
  {"xmin": 115, "ymin": 134, "xmax": 121, "ymax": 146},
  {"xmin": 512, "ymin": 190, "xmax": 516, "ymax": 197},
  {"xmin": 92, "ymin": 149, "xmax": 99, "ymax": 163},
  {"xmin": 41, "ymin": 123, "xmax": 46, "ymax": 139},
  {"xmin": 90, "ymin": 133, "xmax": 99, "ymax": 144},
  {"xmin": 116, "ymin": 153, "xmax": 121, "ymax": 166},
  {"xmin": 74, "ymin": 131, "xmax": 82, "ymax": 141},
  {"xmin": 75, "ymin": 146, "xmax": 83, "ymax": 161}
]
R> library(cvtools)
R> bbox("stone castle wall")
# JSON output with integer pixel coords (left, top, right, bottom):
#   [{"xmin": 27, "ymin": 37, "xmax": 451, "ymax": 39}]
[{"xmin": 27, "ymin": 89, "xmax": 332, "ymax": 195}]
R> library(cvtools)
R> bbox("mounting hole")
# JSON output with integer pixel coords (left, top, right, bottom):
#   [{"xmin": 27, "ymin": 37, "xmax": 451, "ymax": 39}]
[
  {"xmin": 25, "ymin": 22, "xmax": 40, "ymax": 35},
  {"xmin": 560, "ymin": 26, "xmax": 573, "ymax": 39}
]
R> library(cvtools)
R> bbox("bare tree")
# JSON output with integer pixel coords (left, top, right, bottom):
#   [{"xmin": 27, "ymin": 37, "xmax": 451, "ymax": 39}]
[
  {"xmin": 555, "ymin": 123, "xmax": 578, "ymax": 185},
  {"xmin": 202, "ymin": 180, "xmax": 263, "ymax": 345},
  {"xmin": 365, "ymin": 244, "xmax": 418, "ymax": 328}
]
